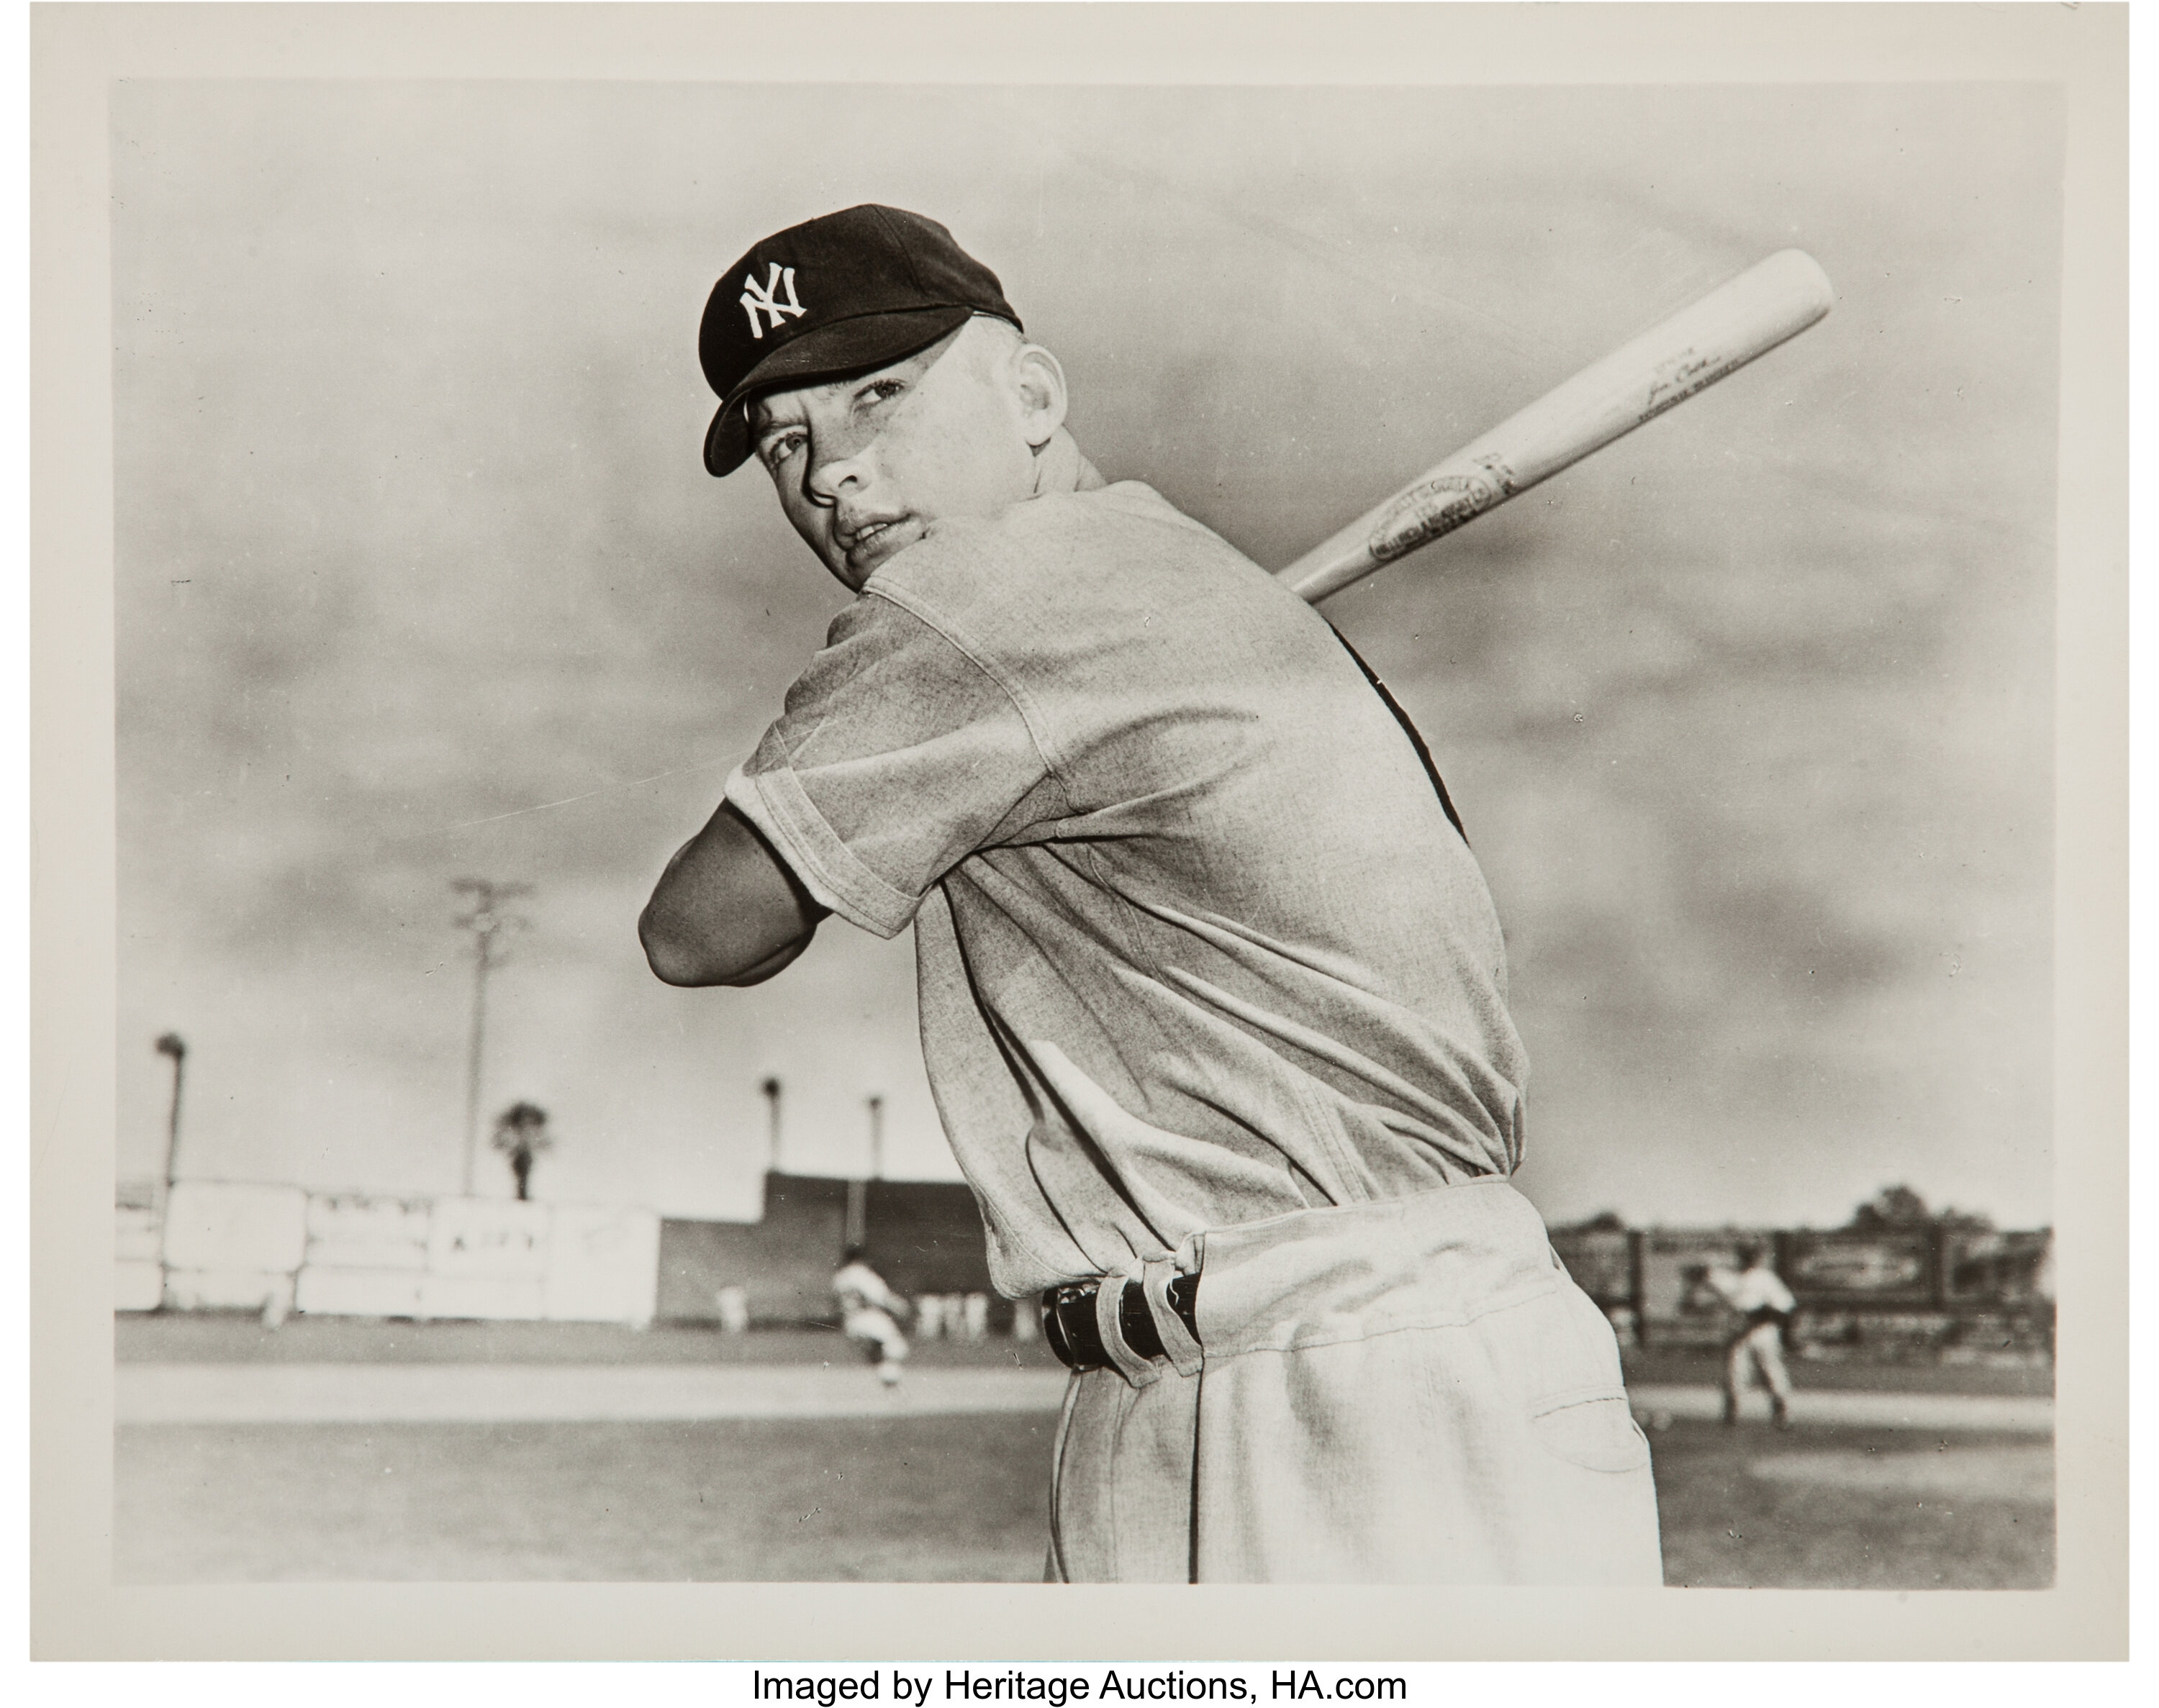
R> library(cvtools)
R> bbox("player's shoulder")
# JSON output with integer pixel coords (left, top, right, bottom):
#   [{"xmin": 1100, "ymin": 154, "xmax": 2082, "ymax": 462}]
[
  {"xmin": 866, "ymin": 481, "xmax": 1303, "ymax": 652},
  {"xmin": 884, "ymin": 481, "xmax": 1229, "ymax": 581}
]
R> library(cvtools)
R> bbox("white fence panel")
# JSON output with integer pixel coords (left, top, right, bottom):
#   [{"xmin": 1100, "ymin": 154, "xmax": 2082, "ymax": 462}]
[
  {"xmin": 428, "ymin": 1199, "xmax": 551, "ymax": 1278},
  {"xmin": 307, "ymin": 1191, "xmax": 433, "ymax": 1245},
  {"xmin": 163, "ymin": 1183, "xmax": 308, "ymax": 1273},
  {"xmin": 163, "ymin": 1268, "xmax": 294, "ymax": 1315},
  {"xmin": 304, "ymin": 1237, "xmax": 430, "ymax": 1273},
  {"xmin": 115, "ymin": 1260, "xmax": 164, "ymax": 1312},
  {"xmin": 419, "ymin": 1273, "xmax": 547, "ymax": 1321},
  {"xmin": 135, "ymin": 1183, "xmax": 674, "ymax": 1327},
  {"xmin": 115, "ymin": 1205, "xmax": 164, "ymax": 1264},
  {"xmin": 296, "ymin": 1266, "xmax": 425, "ymax": 1318},
  {"xmin": 543, "ymin": 1205, "xmax": 661, "ymax": 1327}
]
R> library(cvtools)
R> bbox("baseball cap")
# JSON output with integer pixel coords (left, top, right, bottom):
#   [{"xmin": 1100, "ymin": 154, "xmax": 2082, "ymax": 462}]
[{"xmin": 699, "ymin": 204, "xmax": 1022, "ymax": 476}]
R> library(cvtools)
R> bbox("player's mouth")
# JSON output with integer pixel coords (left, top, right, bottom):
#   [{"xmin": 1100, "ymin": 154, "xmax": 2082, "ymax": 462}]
[{"xmin": 839, "ymin": 514, "xmax": 918, "ymax": 577}]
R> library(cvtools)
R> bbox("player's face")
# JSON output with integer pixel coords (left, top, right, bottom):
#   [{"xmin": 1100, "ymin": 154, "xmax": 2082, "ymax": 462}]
[{"xmin": 748, "ymin": 319, "xmax": 1052, "ymax": 591}]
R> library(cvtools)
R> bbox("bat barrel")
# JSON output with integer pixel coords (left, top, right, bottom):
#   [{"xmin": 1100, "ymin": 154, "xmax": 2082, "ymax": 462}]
[{"xmin": 1280, "ymin": 249, "xmax": 1834, "ymax": 603}]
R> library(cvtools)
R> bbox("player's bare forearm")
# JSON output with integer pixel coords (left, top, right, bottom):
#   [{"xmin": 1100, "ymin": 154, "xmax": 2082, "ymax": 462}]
[{"xmin": 640, "ymin": 800, "xmax": 828, "ymax": 986}]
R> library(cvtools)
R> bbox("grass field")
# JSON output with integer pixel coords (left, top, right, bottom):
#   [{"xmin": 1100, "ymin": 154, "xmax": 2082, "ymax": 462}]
[
  {"xmin": 1646, "ymin": 1419, "xmax": 2050, "ymax": 1588},
  {"xmin": 117, "ymin": 1412, "xmax": 1059, "ymax": 1583},
  {"xmin": 114, "ymin": 1405, "xmax": 2052, "ymax": 1587},
  {"xmin": 112, "ymin": 1314, "xmax": 2053, "ymax": 1586}
]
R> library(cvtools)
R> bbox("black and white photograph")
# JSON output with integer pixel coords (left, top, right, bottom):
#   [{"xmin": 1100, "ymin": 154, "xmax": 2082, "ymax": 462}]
[{"xmin": 30, "ymin": 0, "xmax": 2129, "ymax": 1663}]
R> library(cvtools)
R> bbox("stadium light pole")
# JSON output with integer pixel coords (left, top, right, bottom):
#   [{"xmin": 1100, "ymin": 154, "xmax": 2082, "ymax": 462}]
[
  {"xmin": 153, "ymin": 1032, "xmax": 186, "ymax": 1217},
  {"xmin": 843, "ymin": 1094, "xmax": 884, "ymax": 1259},
  {"xmin": 452, "ymin": 878, "xmax": 530, "ymax": 1197},
  {"xmin": 843, "ymin": 1094, "xmax": 882, "ymax": 1254},
  {"xmin": 761, "ymin": 1075, "xmax": 783, "ymax": 1174}
]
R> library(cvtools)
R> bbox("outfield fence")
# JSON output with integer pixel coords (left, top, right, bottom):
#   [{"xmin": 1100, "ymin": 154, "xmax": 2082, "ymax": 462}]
[
  {"xmin": 115, "ymin": 1175, "xmax": 2051, "ymax": 1361},
  {"xmin": 117, "ymin": 1179, "xmax": 660, "ymax": 1327},
  {"xmin": 1549, "ymin": 1224, "xmax": 2054, "ymax": 1361}
]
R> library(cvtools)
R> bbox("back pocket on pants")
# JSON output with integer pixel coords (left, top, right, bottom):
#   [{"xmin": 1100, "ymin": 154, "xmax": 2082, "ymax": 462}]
[{"xmin": 1529, "ymin": 1388, "xmax": 1652, "ymax": 1473}]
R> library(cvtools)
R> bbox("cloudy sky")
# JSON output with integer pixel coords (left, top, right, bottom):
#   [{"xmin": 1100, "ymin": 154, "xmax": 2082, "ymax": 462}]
[{"xmin": 112, "ymin": 78, "xmax": 2061, "ymax": 1230}]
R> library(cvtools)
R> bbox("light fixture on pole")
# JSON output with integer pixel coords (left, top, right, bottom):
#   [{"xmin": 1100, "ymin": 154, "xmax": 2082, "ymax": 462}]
[{"xmin": 451, "ymin": 878, "xmax": 530, "ymax": 1197}]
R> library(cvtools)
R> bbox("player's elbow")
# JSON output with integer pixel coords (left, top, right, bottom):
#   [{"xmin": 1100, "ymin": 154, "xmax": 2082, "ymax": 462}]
[
  {"xmin": 640, "ymin": 804, "xmax": 826, "ymax": 986},
  {"xmin": 638, "ymin": 902, "xmax": 745, "ymax": 987},
  {"xmin": 639, "ymin": 901, "xmax": 815, "ymax": 988},
  {"xmin": 639, "ymin": 905, "xmax": 715, "ymax": 986}
]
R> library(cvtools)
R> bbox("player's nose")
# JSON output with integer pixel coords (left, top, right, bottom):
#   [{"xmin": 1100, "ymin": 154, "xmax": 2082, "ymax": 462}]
[{"xmin": 804, "ymin": 439, "xmax": 872, "ymax": 506}]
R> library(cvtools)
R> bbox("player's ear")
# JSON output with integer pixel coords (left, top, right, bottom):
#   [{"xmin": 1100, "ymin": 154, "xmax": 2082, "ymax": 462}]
[{"xmin": 1013, "ymin": 343, "xmax": 1068, "ymax": 449}]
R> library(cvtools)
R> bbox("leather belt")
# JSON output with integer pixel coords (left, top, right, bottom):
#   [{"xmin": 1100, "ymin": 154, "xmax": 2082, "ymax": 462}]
[{"xmin": 1041, "ymin": 1273, "xmax": 1200, "ymax": 1372}]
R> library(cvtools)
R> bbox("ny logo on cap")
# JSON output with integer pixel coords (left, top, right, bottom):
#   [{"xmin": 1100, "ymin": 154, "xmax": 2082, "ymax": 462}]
[{"xmin": 739, "ymin": 263, "xmax": 807, "ymax": 339}]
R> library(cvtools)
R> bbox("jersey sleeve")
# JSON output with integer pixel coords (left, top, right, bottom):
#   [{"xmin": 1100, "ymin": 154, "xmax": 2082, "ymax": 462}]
[{"xmin": 725, "ymin": 590, "xmax": 1063, "ymax": 938}]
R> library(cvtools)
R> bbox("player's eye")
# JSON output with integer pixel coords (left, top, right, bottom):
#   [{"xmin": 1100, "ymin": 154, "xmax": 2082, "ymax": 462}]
[
  {"xmin": 859, "ymin": 379, "xmax": 906, "ymax": 409},
  {"xmin": 759, "ymin": 430, "xmax": 806, "ymax": 471}
]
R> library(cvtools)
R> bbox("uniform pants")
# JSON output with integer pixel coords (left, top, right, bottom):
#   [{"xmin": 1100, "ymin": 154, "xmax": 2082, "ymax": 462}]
[
  {"xmin": 1724, "ymin": 1320, "xmax": 1792, "ymax": 1415},
  {"xmin": 843, "ymin": 1307, "xmax": 908, "ymax": 1367},
  {"xmin": 1044, "ymin": 1178, "xmax": 1664, "ymax": 1584}
]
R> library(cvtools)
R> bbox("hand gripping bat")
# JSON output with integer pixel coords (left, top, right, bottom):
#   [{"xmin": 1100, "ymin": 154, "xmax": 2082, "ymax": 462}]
[{"xmin": 1276, "ymin": 250, "xmax": 1835, "ymax": 604}]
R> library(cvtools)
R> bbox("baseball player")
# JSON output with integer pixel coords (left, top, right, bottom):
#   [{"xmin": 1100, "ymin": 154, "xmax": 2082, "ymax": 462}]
[
  {"xmin": 1692, "ymin": 1241, "xmax": 1798, "ymax": 1427},
  {"xmin": 641, "ymin": 205, "xmax": 1664, "ymax": 1583},
  {"xmin": 833, "ymin": 1246, "xmax": 911, "ymax": 1386}
]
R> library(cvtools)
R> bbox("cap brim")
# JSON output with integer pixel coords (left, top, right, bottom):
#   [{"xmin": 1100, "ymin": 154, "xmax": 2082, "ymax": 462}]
[{"xmin": 703, "ymin": 305, "xmax": 978, "ymax": 476}]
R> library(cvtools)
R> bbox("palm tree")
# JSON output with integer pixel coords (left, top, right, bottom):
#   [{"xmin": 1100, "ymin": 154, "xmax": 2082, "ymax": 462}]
[{"xmin": 489, "ymin": 1101, "xmax": 554, "ymax": 1201}]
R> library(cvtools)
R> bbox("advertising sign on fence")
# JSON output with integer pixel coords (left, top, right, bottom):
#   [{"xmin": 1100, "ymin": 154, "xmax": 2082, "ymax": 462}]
[
  {"xmin": 304, "ymin": 1191, "xmax": 433, "ymax": 1271},
  {"xmin": 427, "ymin": 1197, "xmax": 551, "ymax": 1278},
  {"xmin": 1783, "ymin": 1229, "xmax": 1935, "ymax": 1304},
  {"xmin": 307, "ymin": 1191, "xmax": 433, "ymax": 1243}
]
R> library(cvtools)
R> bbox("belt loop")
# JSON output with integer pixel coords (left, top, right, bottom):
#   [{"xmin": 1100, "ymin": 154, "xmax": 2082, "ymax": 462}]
[
  {"xmin": 1142, "ymin": 1255, "xmax": 1203, "ymax": 1377},
  {"xmin": 1094, "ymin": 1270, "xmax": 1162, "ymax": 1387}
]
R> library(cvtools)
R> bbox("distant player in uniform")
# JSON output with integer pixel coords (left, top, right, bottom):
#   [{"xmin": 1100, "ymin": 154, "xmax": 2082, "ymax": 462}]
[
  {"xmin": 641, "ymin": 205, "xmax": 1664, "ymax": 1582},
  {"xmin": 1690, "ymin": 1241, "xmax": 1797, "ymax": 1427},
  {"xmin": 833, "ymin": 1246, "xmax": 910, "ymax": 1386}
]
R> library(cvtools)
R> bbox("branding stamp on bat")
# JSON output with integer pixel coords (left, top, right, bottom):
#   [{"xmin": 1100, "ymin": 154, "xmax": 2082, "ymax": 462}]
[{"xmin": 1367, "ymin": 455, "xmax": 1516, "ymax": 565}]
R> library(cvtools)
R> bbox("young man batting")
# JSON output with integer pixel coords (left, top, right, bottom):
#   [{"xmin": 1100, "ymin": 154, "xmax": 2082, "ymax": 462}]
[{"xmin": 641, "ymin": 204, "xmax": 1663, "ymax": 1584}]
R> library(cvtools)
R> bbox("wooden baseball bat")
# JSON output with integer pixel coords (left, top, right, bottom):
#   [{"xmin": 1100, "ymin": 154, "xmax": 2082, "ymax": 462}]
[{"xmin": 1277, "ymin": 249, "xmax": 1834, "ymax": 604}]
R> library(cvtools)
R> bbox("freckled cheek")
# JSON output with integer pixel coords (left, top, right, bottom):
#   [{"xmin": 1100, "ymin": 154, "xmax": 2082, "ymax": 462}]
[{"xmin": 915, "ymin": 448, "xmax": 990, "ymax": 515}]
